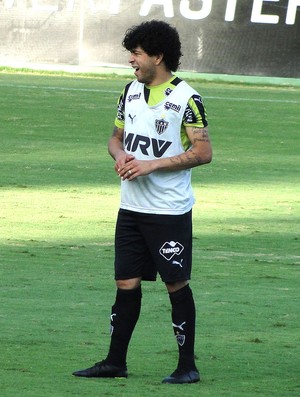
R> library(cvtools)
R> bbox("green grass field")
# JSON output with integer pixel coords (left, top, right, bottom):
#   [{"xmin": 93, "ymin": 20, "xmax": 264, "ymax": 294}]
[{"xmin": 0, "ymin": 71, "xmax": 299, "ymax": 397}]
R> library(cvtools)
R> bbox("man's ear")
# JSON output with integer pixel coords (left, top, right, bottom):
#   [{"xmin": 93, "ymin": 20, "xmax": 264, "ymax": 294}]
[{"xmin": 155, "ymin": 53, "xmax": 164, "ymax": 65}]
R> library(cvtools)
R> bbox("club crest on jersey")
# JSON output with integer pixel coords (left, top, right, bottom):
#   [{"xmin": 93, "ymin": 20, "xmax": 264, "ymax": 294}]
[
  {"xmin": 159, "ymin": 241, "xmax": 184, "ymax": 260},
  {"xmin": 155, "ymin": 118, "xmax": 169, "ymax": 135}
]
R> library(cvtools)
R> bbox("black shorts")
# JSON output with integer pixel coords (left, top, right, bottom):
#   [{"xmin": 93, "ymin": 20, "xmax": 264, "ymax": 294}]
[{"xmin": 114, "ymin": 209, "xmax": 192, "ymax": 283}]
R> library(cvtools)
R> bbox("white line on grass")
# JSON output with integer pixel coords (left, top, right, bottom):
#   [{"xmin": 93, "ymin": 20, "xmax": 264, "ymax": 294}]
[
  {"xmin": 0, "ymin": 83, "xmax": 120, "ymax": 94},
  {"xmin": 1, "ymin": 83, "xmax": 300, "ymax": 104},
  {"xmin": 204, "ymin": 95, "xmax": 300, "ymax": 104}
]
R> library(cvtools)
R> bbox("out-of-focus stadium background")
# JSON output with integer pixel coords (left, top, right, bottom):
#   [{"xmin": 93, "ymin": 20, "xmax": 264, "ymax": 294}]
[{"xmin": 1, "ymin": 0, "xmax": 299, "ymax": 77}]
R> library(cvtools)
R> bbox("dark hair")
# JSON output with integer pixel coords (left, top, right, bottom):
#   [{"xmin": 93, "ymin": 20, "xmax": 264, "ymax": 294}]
[{"xmin": 122, "ymin": 20, "xmax": 182, "ymax": 72}]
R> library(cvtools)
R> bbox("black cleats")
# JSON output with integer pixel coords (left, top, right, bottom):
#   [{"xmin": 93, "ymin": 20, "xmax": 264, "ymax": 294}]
[
  {"xmin": 162, "ymin": 368, "xmax": 200, "ymax": 384},
  {"xmin": 72, "ymin": 360, "xmax": 128, "ymax": 378},
  {"xmin": 73, "ymin": 361, "xmax": 200, "ymax": 383}
]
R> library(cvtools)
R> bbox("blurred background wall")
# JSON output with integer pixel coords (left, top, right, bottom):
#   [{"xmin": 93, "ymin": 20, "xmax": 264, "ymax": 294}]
[{"xmin": 0, "ymin": 0, "xmax": 299, "ymax": 77}]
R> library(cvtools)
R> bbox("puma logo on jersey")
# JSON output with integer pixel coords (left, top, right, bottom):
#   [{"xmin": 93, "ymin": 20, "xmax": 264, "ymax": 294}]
[
  {"xmin": 124, "ymin": 132, "xmax": 172, "ymax": 158},
  {"xmin": 128, "ymin": 114, "xmax": 136, "ymax": 124}
]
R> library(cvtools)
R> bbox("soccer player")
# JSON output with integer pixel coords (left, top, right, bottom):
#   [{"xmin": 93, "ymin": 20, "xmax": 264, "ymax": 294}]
[{"xmin": 73, "ymin": 20, "xmax": 212, "ymax": 384}]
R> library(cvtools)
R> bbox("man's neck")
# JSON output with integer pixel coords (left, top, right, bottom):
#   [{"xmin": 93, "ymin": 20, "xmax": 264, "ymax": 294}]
[{"xmin": 147, "ymin": 70, "xmax": 173, "ymax": 87}]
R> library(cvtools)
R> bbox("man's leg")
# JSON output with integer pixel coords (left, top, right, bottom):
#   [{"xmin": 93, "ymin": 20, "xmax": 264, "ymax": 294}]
[
  {"xmin": 72, "ymin": 279, "xmax": 142, "ymax": 378},
  {"xmin": 162, "ymin": 281, "xmax": 200, "ymax": 384},
  {"xmin": 105, "ymin": 284, "xmax": 142, "ymax": 367}
]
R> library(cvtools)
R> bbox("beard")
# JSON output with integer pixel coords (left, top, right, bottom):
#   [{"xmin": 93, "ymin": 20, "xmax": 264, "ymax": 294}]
[{"xmin": 135, "ymin": 66, "xmax": 156, "ymax": 85}]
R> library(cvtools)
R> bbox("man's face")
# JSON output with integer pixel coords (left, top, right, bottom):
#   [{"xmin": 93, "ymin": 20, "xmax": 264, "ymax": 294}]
[{"xmin": 128, "ymin": 46, "xmax": 159, "ymax": 86}]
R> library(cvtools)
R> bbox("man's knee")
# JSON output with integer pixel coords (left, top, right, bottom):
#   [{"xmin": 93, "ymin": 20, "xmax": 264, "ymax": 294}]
[
  {"xmin": 165, "ymin": 280, "xmax": 188, "ymax": 293},
  {"xmin": 116, "ymin": 277, "xmax": 142, "ymax": 290}
]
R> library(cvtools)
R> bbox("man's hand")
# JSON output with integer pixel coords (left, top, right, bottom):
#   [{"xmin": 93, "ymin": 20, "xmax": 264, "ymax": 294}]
[
  {"xmin": 117, "ymin": 158, "xmax": 156, "ymax": 181},
  {"xmin": 114, "ymin": 152, "xmax": 135, "ymax": 176}
]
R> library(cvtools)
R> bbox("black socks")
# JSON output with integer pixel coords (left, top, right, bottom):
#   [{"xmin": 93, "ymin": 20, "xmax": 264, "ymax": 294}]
[
  {"xmin": 105, "ymin": 286, "xmax": 142, "ymax": 367},
  {"xmin": 105, "ymin": 284, "xmax": 196, "ymax": 371},
  {"xmin": 169, "ymin": 284, "xmax": 197, "ymax": 370}
]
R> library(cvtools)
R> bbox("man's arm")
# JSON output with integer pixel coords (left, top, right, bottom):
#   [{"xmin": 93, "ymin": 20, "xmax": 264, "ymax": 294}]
[
  {"xmin": 164, "ymin": 126, "xmax": 212, "ymax": 170},
  {"xmin": 108, "ymin": 126, "xmax": 124, "ymax": 160},
  {"xmin": 108, "ymin": 126, "xmax": 135, "ymax": 176},
  {"xmin": 115, "ymin": 126, "xmax": 212, "ymax": 181}
]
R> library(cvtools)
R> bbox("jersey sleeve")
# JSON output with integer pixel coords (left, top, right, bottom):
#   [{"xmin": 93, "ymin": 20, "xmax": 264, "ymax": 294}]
[
  {"xmin": 114, "ymin": 88, "xmax": 126, "ymax": 129},
  {"xmin": 183, "ymin": 94, "xmax": 208, "ymax": 128},
  {"xmin": 180, "ymin": 93, "xmax": 208, "ymax": 151}
]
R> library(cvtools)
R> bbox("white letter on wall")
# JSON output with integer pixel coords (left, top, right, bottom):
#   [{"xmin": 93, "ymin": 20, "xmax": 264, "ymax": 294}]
[
  {"xmin": 31, "ymin": 0, "xmax": 58, "ymax": 12},
  {"xmin": 110, "ymin": 0, "xmax": 121, "ymax": 15},
  {"xmin": 4, "ymin": 0, "xmax": 16, "ymax": 8},
  {"xmin": 251, "ymin": 0, "xmax": 280, "ymax": 24},
  {"xmin": 180, "ymin": 0, "xmax": 212, "ymax": 20},
  {"xmin": 286, "ymin": 0, "xmax": 300, "ymax": 24},
  {"xmin": 225, "ymin": 0, "xmax": 237, "ymax": 21},
  {"xmin": 66, "ymin": 0, "xmax": 75, "ymax": 11},
  {"xmin": 140, "ymin": 0, "xmax": 174, "ymax": 18}
]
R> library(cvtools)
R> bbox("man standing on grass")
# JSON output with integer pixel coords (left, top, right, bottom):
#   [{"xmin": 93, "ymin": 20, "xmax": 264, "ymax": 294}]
[{"xmin": 73, "ymin": 20, "xmax": 212, "ymax": 384}]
